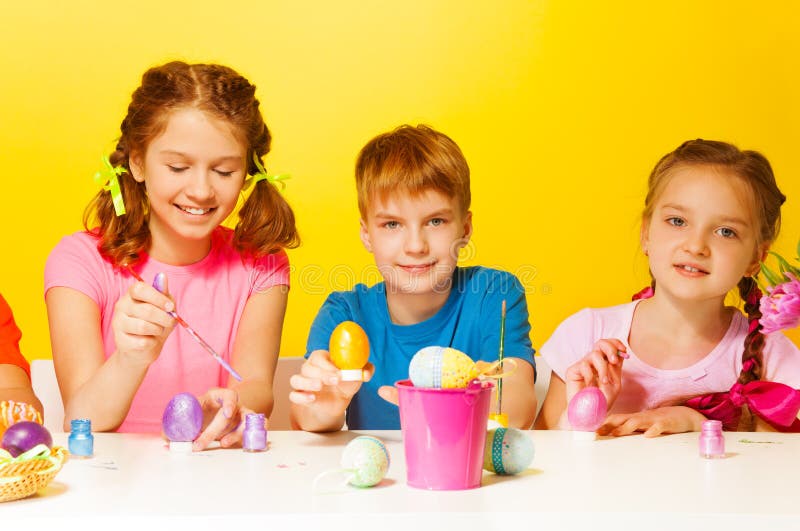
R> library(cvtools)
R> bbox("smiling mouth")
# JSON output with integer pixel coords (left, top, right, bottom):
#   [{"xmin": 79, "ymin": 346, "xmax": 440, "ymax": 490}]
[
  {"xmin": 399, "ymin": 263, "xmax": 436, "ymax": 273},
  {"xmin": 176, "ymin": 204, "xmax": 215, "ymax": 216},
  {"xmin": 674, "ymin": 264, "xmax": 709, "ymax": 275}
]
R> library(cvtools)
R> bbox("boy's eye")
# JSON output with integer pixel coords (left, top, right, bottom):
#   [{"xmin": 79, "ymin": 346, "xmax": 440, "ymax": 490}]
[
  {"xmin": 716, "ymin": 227, "xmax": 737, "ymax": 238},
  {"xmin": 666, "ymin": 217, "xmax": 686, "ymax": 227},
  {"xmin": 428, "ymin": 218, "xmax": 445, "ymax": 227},
  {"xmin": 383, "ymin": 221, "xmax": 399, "ymax": 229},
  {"xmin": 168, "ymin": 165, "xmax": 188, "ymax": 173}
]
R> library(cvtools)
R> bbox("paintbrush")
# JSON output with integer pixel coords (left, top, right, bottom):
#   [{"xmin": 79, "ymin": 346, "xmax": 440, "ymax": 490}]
[
  {"xmin": 127, "ymin": 268, "xmax": 243, "ymax": 382},
  {"xmin": 498, "ymin": 299, "xmax": 506, "ymax": 415}
]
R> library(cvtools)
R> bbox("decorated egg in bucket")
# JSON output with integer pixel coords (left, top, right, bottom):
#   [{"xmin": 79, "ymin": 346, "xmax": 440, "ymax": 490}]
[
  {"xmin": 483, "ymin": 427, "xmax": 534, "ymax": 475},
  {"xmin": 409, "ymin": 346, "xmax": 478, "ymax": 389}
]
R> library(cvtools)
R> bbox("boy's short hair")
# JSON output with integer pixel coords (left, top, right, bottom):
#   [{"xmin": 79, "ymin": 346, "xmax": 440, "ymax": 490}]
[{"xmin": 355, "ymin": 124, "xmax": 471, "ymax": 218}]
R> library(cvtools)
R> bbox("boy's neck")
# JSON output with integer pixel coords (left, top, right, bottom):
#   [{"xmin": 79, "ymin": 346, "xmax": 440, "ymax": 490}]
[{"xmin": 385, "ymin": 288, "xmax": 451, "ymax": 326}]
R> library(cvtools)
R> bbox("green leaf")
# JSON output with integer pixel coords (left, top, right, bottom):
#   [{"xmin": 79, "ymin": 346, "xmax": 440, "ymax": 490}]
[
  {"xmin": 760, "ymin": 262, "xmax": 782, "ymax": 286},
  {"xmin": 768, "ymin": 251, "xmax": 800, "ymax": 280}
]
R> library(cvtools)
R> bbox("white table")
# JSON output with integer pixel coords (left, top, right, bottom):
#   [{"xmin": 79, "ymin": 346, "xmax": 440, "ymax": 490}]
[{"xmin": 4, "ymin": 430, "xmax": 800, "ymax": 530}]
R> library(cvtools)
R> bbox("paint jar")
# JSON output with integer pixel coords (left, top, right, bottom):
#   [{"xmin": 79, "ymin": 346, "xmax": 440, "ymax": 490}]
[
  {"xmin": 68, "ymin": 418, "xmax": 94, "ymax": 458},
  {"xmin": 243, "ymin": 413, "xmax": 267, "ymax": 452},
  {"xmin": 699, "ymin": 420, "xmax": 725, "ymax": 459}
]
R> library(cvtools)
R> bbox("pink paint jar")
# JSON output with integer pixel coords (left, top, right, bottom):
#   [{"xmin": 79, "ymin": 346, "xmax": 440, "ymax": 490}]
[{"xmin": 699, "ymin": 420, "xmax": 725, "ymax": 459}]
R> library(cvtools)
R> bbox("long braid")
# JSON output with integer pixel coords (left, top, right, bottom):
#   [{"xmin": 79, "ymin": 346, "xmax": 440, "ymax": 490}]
[{"xmin": 736, "ymin": 276, "xmax": 766, "ymax": 431}]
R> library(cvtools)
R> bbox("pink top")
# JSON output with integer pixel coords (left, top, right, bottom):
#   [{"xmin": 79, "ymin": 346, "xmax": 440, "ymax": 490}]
[
  {"xmin": 44, "ymin": 227, "xmax": 289, "ymax": 433},
  {"xmin": 541, "ymin": 301, "xmax": 800, "ymax": 414}
]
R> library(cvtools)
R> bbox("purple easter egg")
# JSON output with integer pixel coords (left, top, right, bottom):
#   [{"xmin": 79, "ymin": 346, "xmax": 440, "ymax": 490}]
[
  {"xmin": 152, "ymin": 272, "xmax": 167, "ymax": 294},
  {"xmin": 1, "ymin": 421, "xmax": 52, "ymax": 457},
  {"xmin": 162, "ymin": 393, "xmax": 203, "ymax": 442},
  {"xmin": 567, "ymin": 387, "xmax": 608, "ymax": 431}
]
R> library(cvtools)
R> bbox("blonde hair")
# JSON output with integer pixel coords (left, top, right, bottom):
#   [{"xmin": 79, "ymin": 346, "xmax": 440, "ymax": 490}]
[{"xmin": 355, "ymin": 124, "xmax": 470, "ymax": 218}]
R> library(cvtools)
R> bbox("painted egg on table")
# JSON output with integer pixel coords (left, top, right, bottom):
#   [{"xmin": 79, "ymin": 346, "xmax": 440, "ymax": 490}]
[
  {"xmin": 162, "ymin": 392, "xmax": 203, "ymax": 442},
  {"xmin": 483, "ymin": 427, "xmax": 534, "ymax": 475},
  {"xmin": 0, "ymin": 400, "xmax": 43, "ymax": 437},
  {"xmin": 567, "ymin": 387, "xmax": 608, "ymax": 432},
  {"xmin": 340, "ymin": 436, "xmax": 390, "ymax": 488},
  {"xmin": 409, "ymin": 346, "xmax": 478, "ymax": 389},
  {"xmin": 329, "ymin": 321, "xmax": 370, "ymax": 380}
]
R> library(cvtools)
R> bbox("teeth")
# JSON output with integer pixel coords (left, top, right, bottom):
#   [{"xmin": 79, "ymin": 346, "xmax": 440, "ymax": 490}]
[
  {"xmin": 682, "ymin": 265, "xmax": 700, "ymax": 273},
  {"xmin": 180, "ymin": 206, "xmax": 211, "ymax": 215}
]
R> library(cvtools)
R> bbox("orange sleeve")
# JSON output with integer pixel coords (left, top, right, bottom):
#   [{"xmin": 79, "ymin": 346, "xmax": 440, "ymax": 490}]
[{"xmin": 0, "ymin": 293, "xmax": 30, "ymax": 379}]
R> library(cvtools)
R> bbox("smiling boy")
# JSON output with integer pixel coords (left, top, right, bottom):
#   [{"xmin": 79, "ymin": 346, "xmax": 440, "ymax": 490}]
[{"xmin": 290, "ymin": 125, "xmax": 537, "ymax": 431}]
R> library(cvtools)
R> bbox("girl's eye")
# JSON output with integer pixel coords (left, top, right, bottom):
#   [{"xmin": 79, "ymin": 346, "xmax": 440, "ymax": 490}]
[
  {"xmin": 666, "ymin": 217, "xmax": 686, "ymax": 227},
  {"xmin": 168, "ymin": 165, "xmax": 188, "ymax": 173},
  {"xmin": 215, "ymin": 170, "xmax": 235, "ymax": 177},
  {"xmin": 716, "ymin": 227, "xmax": 737, "ymax": 238},
  {"xmin": 428, "ymin": 218, "xmax": 445, "ymax": 227}
]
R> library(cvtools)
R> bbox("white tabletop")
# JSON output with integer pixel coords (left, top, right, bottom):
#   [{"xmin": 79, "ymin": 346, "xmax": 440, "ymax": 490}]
[{"xmin": 4, "ymin": 430, "xmax": 800, "ymax": 530}]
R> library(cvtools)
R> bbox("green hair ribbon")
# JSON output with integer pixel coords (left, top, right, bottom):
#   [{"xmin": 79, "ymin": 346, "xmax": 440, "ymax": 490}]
[
  {"xmin": 93, "ymin": 155, "xmax": 127, "ymax": 216},
  {"xmin": 243, "ymin": 153, "xmax": 290, "ymax": 191}
]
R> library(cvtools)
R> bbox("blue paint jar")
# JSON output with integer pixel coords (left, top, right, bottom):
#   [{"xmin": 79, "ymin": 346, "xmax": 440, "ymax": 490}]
[{"xmin": 68, "ymin": 418, "xmax": 94, "ymax": 458}]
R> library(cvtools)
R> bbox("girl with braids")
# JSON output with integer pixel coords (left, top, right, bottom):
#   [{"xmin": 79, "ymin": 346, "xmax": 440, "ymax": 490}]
[
  {"xmin": 535, "ymin": 139, "xmax": 800, "ymax": 435},
  {"xmin": 44, "ymin": 62, "xmax": 299, "ymax": 449}
]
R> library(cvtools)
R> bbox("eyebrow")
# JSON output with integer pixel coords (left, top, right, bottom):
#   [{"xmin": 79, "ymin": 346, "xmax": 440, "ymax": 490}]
[
  {"xmin": 661, "ymin": 203, "xmax": 750, "ymax": 226},
  {"xmin": 158, "ymin": 150, "xmax": 243, "ymax": 163},
  {"xmin": 372, "ymin": 208, "xmax": 455, "ymax": 220}
]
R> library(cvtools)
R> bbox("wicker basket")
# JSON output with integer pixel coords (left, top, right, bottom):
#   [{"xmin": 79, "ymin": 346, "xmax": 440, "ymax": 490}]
[{"xmin": 0, "ymin": 446, "xmax": 68, "ymax": 502}]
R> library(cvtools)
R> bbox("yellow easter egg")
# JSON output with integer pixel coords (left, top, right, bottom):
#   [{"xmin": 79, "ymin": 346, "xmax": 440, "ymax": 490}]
[
  {"xmin": 441, "ymin": 348, "xmax": 479, "ymax": 388},
  {"xmin": 329, "ymin": 321, "xmax": 370, "ymax": 381}
]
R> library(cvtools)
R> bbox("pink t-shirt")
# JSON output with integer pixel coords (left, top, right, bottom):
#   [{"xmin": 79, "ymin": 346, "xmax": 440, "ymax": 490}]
[
  {"xmin": 541, "ymin": 301, "xmax": 800, "ymax": 414},
  {"xmin": 44, "ymin": 227, "xmax": 289, "ymax": 433}
]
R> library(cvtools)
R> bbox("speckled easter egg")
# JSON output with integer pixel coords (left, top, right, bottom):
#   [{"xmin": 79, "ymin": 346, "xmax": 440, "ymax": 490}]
[
  {"xmin": 329, "ymin": 321, "xmax": 370, "ymax": 380},
  {"xmin": 162, "ymin": 393, "xmax": 203, "ymax": 442},
  {"xmin": 408, "ymin": 346, "xmax": 478, "ymax": 389},
  {"xmin": 483, "ymin": 427, "xmax": 534, "ymax": 475},
  {"xmin": 341, "ymin": 436, "xmax": 390, "ymax": 488},
  {"xmin": 567, "ymin": 387, "xmax": 608, "ymax": 432},
  {"xmin": 0, "ymin": 400, "xmax": 43, "ymax": 437}
]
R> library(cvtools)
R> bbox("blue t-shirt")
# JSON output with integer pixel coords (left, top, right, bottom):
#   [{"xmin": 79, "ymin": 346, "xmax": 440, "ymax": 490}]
[{"xmin": 306, "ymin": 266, "xmax": 536, "ymax": 429}]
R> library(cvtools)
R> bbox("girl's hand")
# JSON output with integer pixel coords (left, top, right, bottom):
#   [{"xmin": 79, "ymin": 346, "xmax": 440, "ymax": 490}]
[
  {"xmin": 597, "ymin": 406, "xmax": 707, "ymax": 437},
  {"xmin": 193, "ymin": 387, "xmax": 246, "ymax": 451},
  {"xmin": 565, "ymin": 338, "xmax": 627, "ymax": 410},
  {"xmin": 111, "ymin": 279, "xmax": 176, "ymax": 367},
  {"xmin": 288, "ymin": 350, "xmax": 374, "ymax": 416}
]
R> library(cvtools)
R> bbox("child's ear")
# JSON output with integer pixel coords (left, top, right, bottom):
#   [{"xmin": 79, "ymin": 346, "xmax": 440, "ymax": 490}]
[
  {"xmin": 640, "ymin": 219, "xmax": 650, "ymax": 256},
  {"xmin": 359, "ymin": 219, "xmax": 373, "ymax": 253},
  {"xmin": 128, "ymin": 154, "xmax": 146, "ymax": 183},
  {"xmin": 747, "ymin": 243, "xmax": 770, "ymax": 277},
  {"xmin": 462, "ymin": 210, "xmax": 473, "ymax": 241}
]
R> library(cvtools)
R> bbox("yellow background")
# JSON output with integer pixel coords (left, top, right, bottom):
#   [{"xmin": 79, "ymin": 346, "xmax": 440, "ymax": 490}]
[{"xmin": 1, "ymin": 1, "xmax": 798, "ymax": 362}]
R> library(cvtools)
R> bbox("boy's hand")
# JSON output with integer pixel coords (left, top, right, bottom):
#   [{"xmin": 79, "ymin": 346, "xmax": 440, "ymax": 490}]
[
  {"xmin": 565, "ymin": 338, "xmax": 627, "ymax": 410},
  {"xmin": 289, "ymin": 350, "xmax": 374, "ymax": 417}
]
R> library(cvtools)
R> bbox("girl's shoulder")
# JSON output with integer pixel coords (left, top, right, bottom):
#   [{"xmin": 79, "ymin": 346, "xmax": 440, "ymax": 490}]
[{"xmin": 762, "ymin": 331, "xmax": 800, "ymax": 385}]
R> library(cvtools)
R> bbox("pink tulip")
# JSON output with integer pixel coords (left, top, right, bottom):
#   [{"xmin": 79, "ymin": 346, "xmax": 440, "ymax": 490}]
[{"xmin": 759, "ymin": 273, "xmax": 800, "ymax": 335}]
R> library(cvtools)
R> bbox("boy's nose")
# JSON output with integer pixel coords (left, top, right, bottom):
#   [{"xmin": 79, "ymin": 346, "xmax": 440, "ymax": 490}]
[{"xmin": 404, "ymin": 229, "xmax": 428, "ymax": 255}]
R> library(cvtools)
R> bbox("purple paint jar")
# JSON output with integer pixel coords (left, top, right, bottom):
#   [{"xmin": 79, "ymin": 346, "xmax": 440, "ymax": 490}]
[
  {"xmin": 243, "ymin": 413, "xmax": 267, "ymax": 452},
  {"xmin": 699, "ymin": 420, "xmax": 725, "ymax": 459}
]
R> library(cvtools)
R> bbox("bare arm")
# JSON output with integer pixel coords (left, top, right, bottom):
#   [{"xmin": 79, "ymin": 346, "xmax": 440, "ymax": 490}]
[
  {"xmin": 534, "ymin": 372, "xmax": 569, "ymax": 429},
  {"xmin": 0, "ymin": 364, "xmax": 43, "ymax": 415},
  {"xmin": 46, "ymin": 284, "xmax": 175, "ymax": 431},
  {"xmin": 490, "ymin": 358, "xmax": 537, "ymax": 429}
]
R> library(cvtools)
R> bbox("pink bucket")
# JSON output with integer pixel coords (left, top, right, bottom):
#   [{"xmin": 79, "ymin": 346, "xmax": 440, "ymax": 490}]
[{"xmin": 396, "ymin": 379, "xmax": 494, "ymax": 490}]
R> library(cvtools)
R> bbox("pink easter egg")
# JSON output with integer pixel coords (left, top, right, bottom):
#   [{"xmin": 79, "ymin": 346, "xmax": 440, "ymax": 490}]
[{"xmin": 567, "ymin": 387, "xmax": 607, "ymax": 431}]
